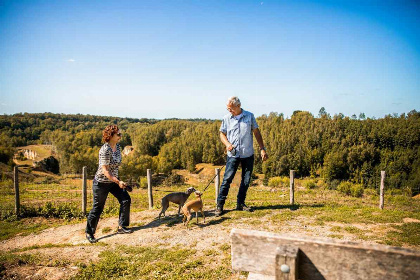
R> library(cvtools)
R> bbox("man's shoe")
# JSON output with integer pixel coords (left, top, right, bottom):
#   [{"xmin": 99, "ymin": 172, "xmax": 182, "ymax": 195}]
[
  {"xmin": 215, "ymin": 205, "xmax": 224, "ymax": 217},
  {"xmin": 86, "ymin": 233, "xmax": 97, "ymax": 243},
  {"xmin": 236, "ymin": 203, "xmax": 254, "ymax": 212},
  {"xmin": 117, "ymin": 226, "xmax": 133, "ymax": 234}
]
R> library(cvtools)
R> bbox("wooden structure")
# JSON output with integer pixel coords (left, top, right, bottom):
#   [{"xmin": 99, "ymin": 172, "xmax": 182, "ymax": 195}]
[
  {"xmin": 290, "ymin": 170, "xmax": 295, "ymax": 205},
  {"xmin": 82, "ymin": 166, "xmax": 87, "ymax": 215},
  {"xmin": 147, "ymin": 169, "xmax": 153, "ymax": 209},
  {"xmin": 231, "ymin": 228, "xmax": 420, "ymax": 280}
]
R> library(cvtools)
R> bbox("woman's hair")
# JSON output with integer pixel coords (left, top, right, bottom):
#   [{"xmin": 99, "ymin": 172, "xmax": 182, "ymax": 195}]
[{"xmin": 102, "ymin": 125, "xmax": 119, "ymax": 143}]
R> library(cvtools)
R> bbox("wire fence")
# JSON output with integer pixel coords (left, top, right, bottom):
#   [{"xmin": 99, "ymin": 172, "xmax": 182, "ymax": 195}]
[{"xmin": 0, "ymin": 166, "xmax": 417, "ymax": 219}]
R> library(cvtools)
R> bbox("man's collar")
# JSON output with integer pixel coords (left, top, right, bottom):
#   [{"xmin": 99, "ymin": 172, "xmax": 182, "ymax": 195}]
[{"xmin": 230, "ymin": 108, "xmax": 244, "ymax": 119}]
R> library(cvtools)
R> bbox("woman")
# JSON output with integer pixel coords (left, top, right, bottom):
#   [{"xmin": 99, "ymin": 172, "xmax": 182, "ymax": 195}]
[{"xmin": 86, "ymin": 124, "xmax": 132, "ymax": 243}]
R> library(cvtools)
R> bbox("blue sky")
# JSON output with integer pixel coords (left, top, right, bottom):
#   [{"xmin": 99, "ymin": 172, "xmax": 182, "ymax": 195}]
[{"xmin": 0, "ymin": 0, "xmax": 419, "ymax": 119}]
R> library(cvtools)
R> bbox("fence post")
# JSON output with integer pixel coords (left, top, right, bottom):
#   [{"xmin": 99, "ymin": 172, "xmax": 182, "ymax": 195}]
[
  {"xmin": 215, "ymin": 168, "xmax": 220, "ymax": 204},
  {"xmin": 290, "ymin": 170, "xmax": 295, "ymax": 205},
  {"xmin": 82, "ymin": 166, "xmax": 87, "ymax": 215},
  {"xmin": 14, "ymin": 166, "xmax": 20, "ymax": 216},
  {"xmin": 380, "ymin": 171, "xmax": 385, "ymax": 210},
  {"xmin": 147, "ymin": 169, "xmax": 153, "ymax": 209}
]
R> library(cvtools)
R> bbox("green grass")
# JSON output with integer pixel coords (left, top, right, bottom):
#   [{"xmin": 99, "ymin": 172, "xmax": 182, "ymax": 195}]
[
  {"xmin": 71, "ymin": 245, "xmax": 231, "ymax": 280},
  {"xmin": 384, "ymin": 223, "xmax": 420, "ymax": 247}
]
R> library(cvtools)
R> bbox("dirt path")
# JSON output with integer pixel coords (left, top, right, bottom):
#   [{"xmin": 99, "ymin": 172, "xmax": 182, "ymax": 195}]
[{"xmin": 1, "ymin": 206, "xmax": 418, "ymax": 280}]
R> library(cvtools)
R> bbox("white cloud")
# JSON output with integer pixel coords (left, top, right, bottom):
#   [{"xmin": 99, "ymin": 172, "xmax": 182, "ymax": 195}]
[{"xmin": 67, "ymin": 59, "xmax": 75, "ymax": 62}]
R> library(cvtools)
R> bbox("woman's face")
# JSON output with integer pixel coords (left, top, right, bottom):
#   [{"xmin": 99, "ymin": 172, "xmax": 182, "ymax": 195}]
[{"xmin": 112, "ymin": 130, "xmax": 122, "ymax": 142}]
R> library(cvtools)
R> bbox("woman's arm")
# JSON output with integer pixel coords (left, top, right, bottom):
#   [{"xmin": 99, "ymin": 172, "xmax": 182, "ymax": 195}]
[{"xmin": 101, "ymin": 165, "xmax": 126, "ymax": 188}]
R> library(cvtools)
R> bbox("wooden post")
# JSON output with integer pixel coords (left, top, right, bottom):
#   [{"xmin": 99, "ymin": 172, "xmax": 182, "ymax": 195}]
[
  {"xmin": 290, "ymin": 170, "xmax": 295, "ymax": 205},
  {"xmin": 380, "ymin": 171, "xmax": 385, "ymax": 210},
  {"xmin": 215, "ymin": 168, "xmax": 220, "ymax": 204},
  {"xmin": 275, "ymin": 246, "xmax": 298, "ymax": 280},
  {"xmin": 147, "ymin": 169, "xmax": 153, "ymax": 209},
  {"xmin": 14, "ymin": 166, "xmax": 20, "ymax": 216},
  {"xmin": 82, "ymin": 166, "xmax": 87, "ymax": 215}
]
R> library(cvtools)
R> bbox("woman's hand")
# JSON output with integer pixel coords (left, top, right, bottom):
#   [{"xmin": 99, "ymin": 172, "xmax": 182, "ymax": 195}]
[{"xmin": 118, "ymin": 181, "xmax": 127, "ymax": 189}]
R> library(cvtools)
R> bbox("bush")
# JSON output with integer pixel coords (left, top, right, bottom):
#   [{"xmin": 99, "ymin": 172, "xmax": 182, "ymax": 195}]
[
  {"xmin": 350, "ymin": 184, "xmax": 364, "ymax": 197},
  {"xmin": 139, "ymin": 177, "xmax": 148, "ymax": 189},
  {"xmin": 162, "ymin": 173, "xmax": 185, "ymax": 186},
  {"xmin": 305, "ymin": 180, "xmax": 316, "ymax": 189},
  {"xmin": 268, "ymin": 177, "xmax": 289, "ymax": 188},
  {"xmin": 337, "ymin": 181, "xmax": 351, "ymax": 195},
  {"xmin": 268, "ymin": 177, "xmax": 282, "ymax": 188},
  {"xmin": 327, "ymin": 179, "xmax": 340, "ymax": 190}
]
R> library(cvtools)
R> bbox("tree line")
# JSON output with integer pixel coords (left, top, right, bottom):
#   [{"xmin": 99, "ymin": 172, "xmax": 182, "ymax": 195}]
[{"xmin": 1, "ymin": 110, "xmax": 419, "ymax": 195}]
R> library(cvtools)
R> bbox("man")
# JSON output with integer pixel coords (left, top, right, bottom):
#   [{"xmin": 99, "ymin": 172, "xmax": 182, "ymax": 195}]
[{"xmin": 216, "ymin": 96, "xmax": 268, "ymax": 216}]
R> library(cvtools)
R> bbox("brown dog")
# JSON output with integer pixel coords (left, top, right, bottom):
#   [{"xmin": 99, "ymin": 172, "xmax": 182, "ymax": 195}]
[{"xmin": 182, "ymin": 191, "xmax": 205, "ymax": 227}]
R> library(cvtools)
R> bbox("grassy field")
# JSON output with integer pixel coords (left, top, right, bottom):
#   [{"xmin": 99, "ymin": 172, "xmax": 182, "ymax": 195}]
[{"xmin": 0, "ymin": 166, "xmax": 419, "ymax": 279}]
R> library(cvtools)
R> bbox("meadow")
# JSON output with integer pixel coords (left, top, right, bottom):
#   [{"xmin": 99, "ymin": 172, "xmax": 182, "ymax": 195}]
[{"xmin": 0, "ymin": 165, "xmax": 419, "ymax": 279}]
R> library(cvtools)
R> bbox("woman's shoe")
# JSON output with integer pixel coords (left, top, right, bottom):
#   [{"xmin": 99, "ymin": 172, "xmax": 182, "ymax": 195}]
[
  {"xmin": 117, "ymin": 226, "xmax": 133, "ymax": 234},
  {"xmin": 86, "ymin": 233, "xmax": 97, "ymax": 243}
]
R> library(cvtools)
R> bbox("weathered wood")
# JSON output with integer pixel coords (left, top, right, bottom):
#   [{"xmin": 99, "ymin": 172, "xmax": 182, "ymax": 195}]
[
  {"xmin": 380, "ymin": 171, "xmax": 385, "ymax": 210},
  {"xmin": 147, "ymin": 169, "xmax": 153, "ymax": 209},
  {"xmin": 231, "ymin": 228, "xmax": 420, "ymax": 280},
  {"xmin": 215, "ymin": 168, "xmax": 220, "ymax": 204},
  {"xmin": 82, "ymin": 166, "xmax": 87, "ymax": 215},
  {"xmin": 289, "ymin": 170, "xmax": 295, "ymax": 205},
  {"xmin": 275, "ymin": 246, "xmax": 298, "ymax": 280},
  {"xmin": 14, "ymin": 166, "xmax": 20, "ymax": 216}
]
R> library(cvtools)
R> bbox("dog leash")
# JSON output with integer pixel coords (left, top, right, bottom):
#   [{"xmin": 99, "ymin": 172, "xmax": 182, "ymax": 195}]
[{"xmin": 201, "ymin": 164, "xmax": 226, "ymax": 193}]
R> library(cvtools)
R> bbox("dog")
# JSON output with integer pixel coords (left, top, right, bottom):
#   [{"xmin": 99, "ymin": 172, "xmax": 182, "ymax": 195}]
[
  {"xmin": 182, "ymin": 191, "xmax": 205, "ymax": 227},
  {"xmin": 158, "ymin": 187, "xmax": 196, "ymax": 220}
]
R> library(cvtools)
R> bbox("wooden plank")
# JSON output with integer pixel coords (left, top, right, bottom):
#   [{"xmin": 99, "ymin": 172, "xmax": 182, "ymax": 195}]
[{"xmin": 231, "ymin": 228, "xmax": 420, "ymax": 280}]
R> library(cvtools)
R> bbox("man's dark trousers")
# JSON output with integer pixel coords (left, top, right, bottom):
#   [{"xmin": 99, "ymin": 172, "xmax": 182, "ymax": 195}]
[
  {"xmin": 217, "ymin": 155, "xmax": 254, "ymax": 207},
  {"xmin": 86, "ymin": 180, "xmax": 131, "ymax": 235}
]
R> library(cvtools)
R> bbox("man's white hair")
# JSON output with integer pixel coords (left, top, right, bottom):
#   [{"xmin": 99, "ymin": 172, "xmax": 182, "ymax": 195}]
[{"xmin": 227, "ymin": 96, "xmax": 241, "ymax": 107}]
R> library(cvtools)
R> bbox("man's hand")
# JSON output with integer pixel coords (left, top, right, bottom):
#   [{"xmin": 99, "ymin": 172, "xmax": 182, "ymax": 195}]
[
  {"xmin": 261, "ymin": 149, "xmax": 268, "ymax": 161},
  {"xmin": 227, "ymin": 144, "xmax": 234, "ymax": 152}
]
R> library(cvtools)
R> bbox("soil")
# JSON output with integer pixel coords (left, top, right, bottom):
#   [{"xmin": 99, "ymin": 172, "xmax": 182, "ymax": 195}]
[{"xmin": 1, "ymin": 206, "xmax": 418, "ymax": 280}]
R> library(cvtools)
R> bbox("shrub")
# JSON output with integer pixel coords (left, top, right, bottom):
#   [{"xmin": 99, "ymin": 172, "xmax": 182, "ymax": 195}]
[
  {"xmin": 162, "ymin": 173, "xmax": 185, "ymax": 186},
  {"xmin": 268, "ymin": 177, "xmax": 289, "ymax": 188},
  {"xmin": 305, "ymin": 180, "xmax": 316, "ymax": 189},
  {"xmin": 337, "ymin": 181, "xmax": 351, "ymax": 195},
  {"xmin": 350, "ymin": 184, "xmax": 364, "ymax": 197},
  {"xmin": 327, "ymin": 179, "xmax": 340, "ymax": 190},
  {"xmin": 139, "ymin": 177, "xmax": 148, "ymax": 189},
  {"xmin": 268, "ymin": 177, "xmax": 282, "ymax": 188}
]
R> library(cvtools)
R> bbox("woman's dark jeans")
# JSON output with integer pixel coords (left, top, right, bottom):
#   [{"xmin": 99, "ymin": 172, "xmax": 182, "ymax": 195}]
[
  {"xmin": 86, "ymin": 180, "xmax": 131, "ymax": 235},
  {"xmin": 217, "ymin": 155, "xmax": 254, "ymax": 207}
]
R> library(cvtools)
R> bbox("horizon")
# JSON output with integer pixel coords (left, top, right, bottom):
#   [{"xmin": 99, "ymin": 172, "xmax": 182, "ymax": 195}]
[
  {"xmin": 2, "ymin": 108, "xmax": 418, "ymax": 121},
  {"xmin": 1, "ymin": 0, "xmax": 419, "ymax": 119}
]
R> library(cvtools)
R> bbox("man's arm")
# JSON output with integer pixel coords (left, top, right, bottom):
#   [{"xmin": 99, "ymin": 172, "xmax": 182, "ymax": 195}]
[
  {"xmin": 253, "ymin": 128, "xmax": 268, "ymax": 161},
  {"xmin": 220, "ymin": 132, "xmax": 234, "ymax": 152}
]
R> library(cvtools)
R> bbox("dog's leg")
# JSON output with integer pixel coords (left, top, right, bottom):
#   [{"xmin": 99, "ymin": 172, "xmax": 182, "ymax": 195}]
[
  {"xmin": 159, "ymin": 198, "xmax": 169, "ymax": 220},
  {"xmin": 186, "ymin": 213, "xmax": 192, "ymax": 227},
  {"xmin": 196, "ymin": 210, "xmax": 199, "ymax": 224},
  {"xmin": 178, "ymin": 204, "xmax": 182, "ymax": 216},
  {"xmin": 201, "ymin": 208, "xmax": 205, "ymax": 224}
]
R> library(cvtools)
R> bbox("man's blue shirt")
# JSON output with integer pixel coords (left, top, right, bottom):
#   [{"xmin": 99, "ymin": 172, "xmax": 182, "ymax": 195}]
[{"xmin": 220, "ymin": 109, "xmax": 258, "ymax": 158}]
